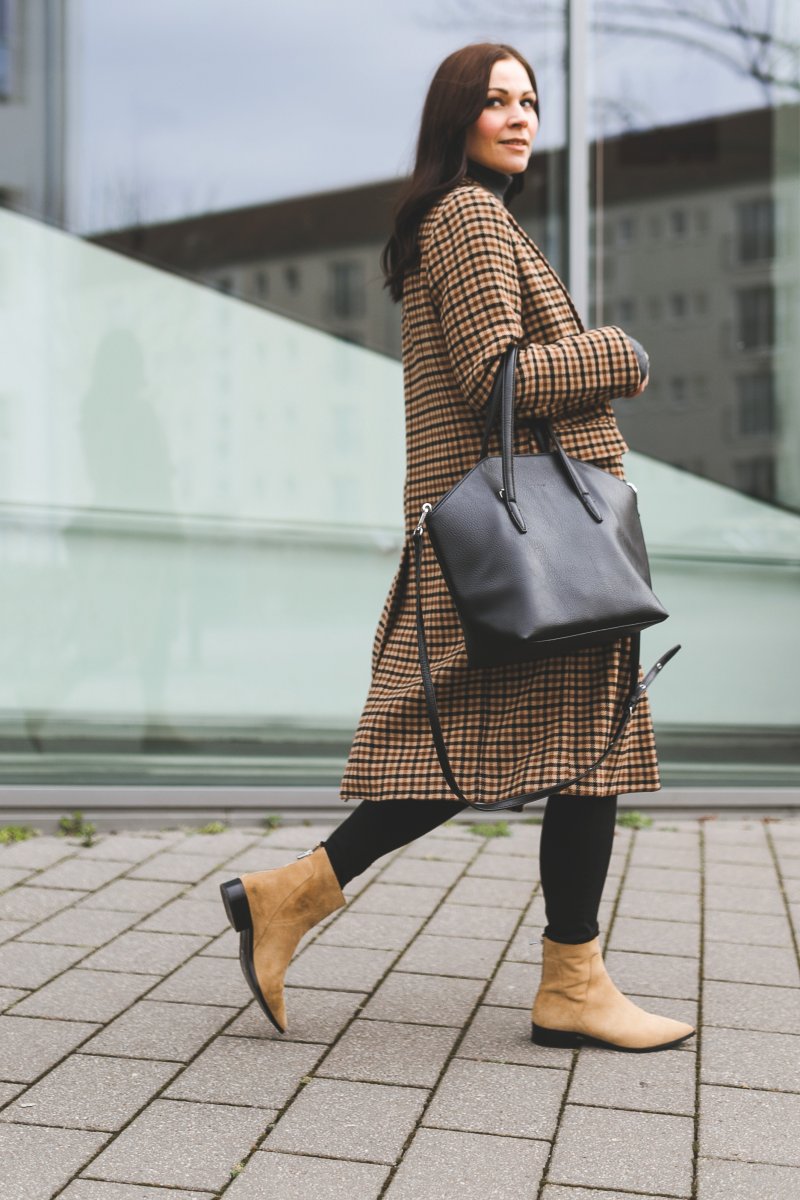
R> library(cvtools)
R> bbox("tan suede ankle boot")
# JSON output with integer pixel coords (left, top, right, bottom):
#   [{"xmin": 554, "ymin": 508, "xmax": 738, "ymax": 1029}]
[
  {"xmin": 220, "ymin": 842, "xmax": 346, "ymax": 1033},
  {"xmin": 531, "ymin": 933, "xmax": 695, "ymax": 1052}
]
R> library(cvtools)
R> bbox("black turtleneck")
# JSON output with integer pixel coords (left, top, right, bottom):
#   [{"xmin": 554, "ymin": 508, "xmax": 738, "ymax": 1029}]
[{"xmin": 464, "ymin": 157, "xmax": 513, "ymax": 202}]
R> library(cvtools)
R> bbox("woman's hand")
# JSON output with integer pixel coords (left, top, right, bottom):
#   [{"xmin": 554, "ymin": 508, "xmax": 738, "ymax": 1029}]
[{"xmin": 630, "ymin": 373, "xmax": 649, "ymax": 397}]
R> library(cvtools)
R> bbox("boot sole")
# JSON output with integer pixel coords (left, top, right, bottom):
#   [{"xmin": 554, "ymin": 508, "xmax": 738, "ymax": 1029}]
[
  {"xmin": 220, "ymin": 878, "xmax": 285, "ymax": 1035},
  {"xmin": 531, "ymin": 1021, "xmax": 695, "ymax": 1052}
]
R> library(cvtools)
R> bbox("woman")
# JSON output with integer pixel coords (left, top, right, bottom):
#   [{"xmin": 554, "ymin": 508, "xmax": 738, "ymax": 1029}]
[{"xmin": 221, "ymin": 43, "xmax": 694, "ymax": 1054}]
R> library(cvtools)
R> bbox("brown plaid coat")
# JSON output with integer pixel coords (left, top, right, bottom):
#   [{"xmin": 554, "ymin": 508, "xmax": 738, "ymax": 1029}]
[{"xmin": 339, "ymin": 175, "xmax": 660, "ymax": 804}]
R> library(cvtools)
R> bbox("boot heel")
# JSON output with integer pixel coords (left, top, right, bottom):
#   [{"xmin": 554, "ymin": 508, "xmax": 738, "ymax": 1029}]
[
  {"xmin": 220, "ymin": 879, "xmax": 252, "ymax": 932},
  {"xmin": 531, "ymin": 1022, "xmax": 582, "ymax": 1048}
]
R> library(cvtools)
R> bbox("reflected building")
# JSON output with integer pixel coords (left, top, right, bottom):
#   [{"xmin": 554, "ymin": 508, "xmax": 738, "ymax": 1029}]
[{"xmin": 91, "ymin": 105, "xmax": 797, "ymax": 509}]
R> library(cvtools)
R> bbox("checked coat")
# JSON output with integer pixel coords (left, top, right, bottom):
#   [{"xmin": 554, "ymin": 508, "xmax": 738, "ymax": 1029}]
[{"xmin": 339, "ymin": 174, "xmax": 661, "ymax": 805}]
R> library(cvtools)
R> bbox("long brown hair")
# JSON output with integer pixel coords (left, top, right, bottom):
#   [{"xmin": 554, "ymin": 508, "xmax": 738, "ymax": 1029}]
[{"xmin": 381, "ymin": 42, "xmax": 539, "ymax": 302}]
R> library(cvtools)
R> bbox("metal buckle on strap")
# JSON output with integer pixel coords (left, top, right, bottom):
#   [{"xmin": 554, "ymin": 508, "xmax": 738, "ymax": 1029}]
[{"xmin": 414, "ymin": 502, "xmax": 432, "ymax": 537}]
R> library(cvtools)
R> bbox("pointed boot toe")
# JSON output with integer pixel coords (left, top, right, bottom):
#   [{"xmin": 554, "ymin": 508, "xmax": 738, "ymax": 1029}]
[{"xmin": 220, "ymin": 843, "xmax": 346, "ymax": 1033}]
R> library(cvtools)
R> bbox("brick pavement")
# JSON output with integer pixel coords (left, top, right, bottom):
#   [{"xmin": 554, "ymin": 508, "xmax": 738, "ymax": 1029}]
[{"xmin": 0, "ymin": 813, "xmax": 798, "ymax": 1199}]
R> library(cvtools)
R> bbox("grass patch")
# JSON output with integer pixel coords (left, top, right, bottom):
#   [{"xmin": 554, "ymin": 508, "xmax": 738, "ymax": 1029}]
[
  {"xmin": 616, "ymin": 810, "xmax": 653, "ymax": 830},
  {"xmin": 262, "ymin": 814, "xmax": 283, "ymax": 833},
  {"xmin": 520, "ymin": 816, "xmax": 543, "ymax": 825},
  {"xmin": 57, "ymin": 812, "xmax": 97, "ymax": 846},
  {"xmin": 0, "ymin": 825, "xmax": 39, "ymax": 845},
  {"xmin": 197, "ymin": 821, "xmax": 227, "ymax": 835},
  {"xmin": 469, "ymin": 820, "xmax": 511, "ymax": 838}
]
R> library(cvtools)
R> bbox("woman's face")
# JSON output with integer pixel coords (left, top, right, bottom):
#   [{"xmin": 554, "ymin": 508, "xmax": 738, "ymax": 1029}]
[{"xmin": 465, "ymin": 57, "xmax": 538, "ymax": 175}]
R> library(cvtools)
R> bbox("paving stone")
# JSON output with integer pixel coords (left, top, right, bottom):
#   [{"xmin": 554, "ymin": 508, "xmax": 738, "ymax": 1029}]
[
  {"xmin": 404, "ymin": 835, "xmax": 477, "ymax": 862},
  {"xmin": 0, "ymin": 838, "xmax": 75, "ymax": 869},
  {"xmin": 378, "ymin": 856, "xmax": 465, "ymax": 888},
  {"xmin": 184, "ymin": 870, "xmax": 240, "ymax": 902},
  {"xmin": 615, "ymin": 888, "xmax": 699, "ymax": 923},
  {"xmin": 447, "ymin": 875, "xmax": 534, "ymax": 909},
  {"xmin": 84, "ymin": 998, "xmax": 237, "ymax": 1061},
  {"xmin": 251, "ymin": 824, "xmax": 336, "ymax": 850},
  {"xmin": 229, "ymin": 988, "xmax": 365, "ymax": 1042},
  {"xmin": 458, "ymin": 1003, "xmax": 572, "ymax": 1069},
  {"xmin": 603, "ymin": 950, "xmax": 699, "ymax": 1000},
  {"xmin": 79, "ymin": 879, "xmax": 185, "ymax": 914},
  {"xmin": 423, "ymin": 1057, "xmax": 566, "ymax": 1139},
  {"xmin": 701, "ymin": 1027, "xmax": 800, "ymax": 1091},
  {"xmin": 499, "ymin": 925, "xmax": 543, "ymax": 963},
  {"xmin": 360, "ymin": 972, "xmax": 483, "ymax": 1028},
  {"xmin": 424, "ymin": 902, "xmax": 520, "ymax": 941},
  {"xmin": 197, "ymin": 928, "xmax": 237, "ymax": 958},
  {"xmin": 1, "ymin": 1054, "xmax": 177, "ymax": 1130},
  {"xmin": 624, "ymin": 865, "xmax": 700, "ymax": 894},
  {"xmin": 549, "ymin": 1105, "xmax": 693, "ymax": 1196},
  {"xmin": 26, "ymin": 859, "xmax": 127, "ymax": 891},
  {"xmin": 167, "ymin": 831, "xmax": 264, "ymax": 859},
  {"xmin": 704, "ymin": 980, "xmax": 800, "ymax": 1035},
  {"xmin": 18, "ymin": 907, "xmax": 140, "ymax": 947},
  {"xmin": 635, "ymin": 828, "xmax": 697, "ymax": 850},
  {"xmin": 81, "ymin": 931, "xmax": 209, "ymax": 975},
  {"xmin": 704, "ymin": 883, "xmax": 784, "ymax": 915},
  {"xmin": 704, "ymin": 840, "xmax": 773, "ymax": 865},
  {"xmin": 87, "ymin": 1098, "xmax": 270, "ymax": 1190},
  {"xmin": 704, "ymin": 908, "xmax": 792, "ymax": 947},
  {"xmin": 147, "ymin": 954, "xmax": 250, "ymax": 1007},
  {"xmin": 127, "ymin": 853, "xmax": 225, "ymax": 883},
  {"xmin": 10, "ymin": 968, "xmax": 157, "ymax": 1022},
  {"xmin": 220, "ymin": 846, "xmax": 309, "ymax": 875},
  {"xmin": 465, "ymin": 853, "xmax": 536, "ymax": 881},
  {"xmin": 0, "ymin": 1015, "xmax": 99, "ymax": 1082},
  {"xmin": 569, "ymin": 1043, "xmax": 696, "ymax": 1114},
  {"xmin": 318, "ymin": 1018, "xmax": 458, "ymax": 1087},
  {"xmin": 0, "ymin": 1081, "xmax": 24, "ymax": 1105},
  {"xmin": 699, "ymin": 1083, "xmax": 800, "ymax": 1165},
  {"xmin": 136, "ymin": 898, "xmax": 229, "ymax": 935},
  {"xmin": 0, "ymin": 940, "xmax": 88, "ymax": 987},
  {"xmin": 226, "ymin": 1151, "xmax": 388, "ymax": 1200},
  {"xmin": 315, "ymin": 911, "xmax": 425, "ymax": 951},
  {"xmin": 78, "ymin": 835, "xmax": 183, "ymax": 863},
  {"xmin": 484, "ymin": 960, "xmax": 534, "ymax": 1009},
  {"xmin": 697, "ymin": 1157, "xmax": 800, "ymax": 1199},
  {"xmin": 703, "ymin": 819, "xmax": 766, "ymax": 843},
  {"xmin": 348, "ymin": 882, "xmax": 447, "ymax": 917},
  {"xmin": 165, "ymin": 1034, "xmax": 323, "ymax": 1107},
  {"xmin": 0, "ymin": 866, "xmax": 33, "ymax": 890},
  {"xmin": 0, "ymin": 987, "xmax": 27, "ymax": 1011},
  {"xmin": 628, "ymin": 844, "xmax": 700, "ymax": 870},
  {"xmin": 705, "ymin": 861, "xmax": 778, "ymax": 888},
  {"xmin": 0, "ymin": 886, "xmax": 84, "ymax": 922},
  {"xmin": 385, "ymin": 1127, "xmax": 549, "ymax": 1200},
  {"xmin": 286, "ymin": 944, "xmax": 394, "ymax": 992},
  {"xmin": 0, "ymin": 1123, "xmax": 109, "ymax": 1200},
  {"xmin": 265, "ymin": 1077, "xmax": 427, "ymax": 1163},
  {"xmin": 608, "ymin": 917, "xmax": 700, "ymax": 958},
  {"xmin": 0, "ymin": 918, "xmax": 28, "ymax": 944},
  {"xmin": 703, "ymin": 941, "xmax": 799, "ymax": 987},
  {"xmin": 61, "ymin": 1183, "xmax": 217, "ymax": 1200},
  {"xmin": 396, "ymin": 933, "xmax": 506, "ymax": 980}
]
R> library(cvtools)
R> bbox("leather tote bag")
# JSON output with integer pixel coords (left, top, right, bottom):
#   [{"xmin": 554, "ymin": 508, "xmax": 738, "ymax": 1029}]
[{"xmin": 412, "ymin": 343, "xmax": 680, "ymax": 811}]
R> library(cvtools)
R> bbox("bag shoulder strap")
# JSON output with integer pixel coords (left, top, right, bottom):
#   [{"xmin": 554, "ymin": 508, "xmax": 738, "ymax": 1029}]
[{"xmin": 411, "ymin": 525, "xmax": 679, "ymax": 812}]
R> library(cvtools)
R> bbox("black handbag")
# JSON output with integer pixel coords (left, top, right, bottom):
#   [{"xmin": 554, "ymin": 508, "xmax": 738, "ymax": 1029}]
[{"xmin": 412, "ymin": 343, "xmax": 680, "ymax": 812}]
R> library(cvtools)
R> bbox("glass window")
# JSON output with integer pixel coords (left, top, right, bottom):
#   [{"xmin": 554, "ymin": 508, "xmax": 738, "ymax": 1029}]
[
  {"xmin": 0, "ymin": 0, "xmax": 11, "ymax": 99},
  {"xmin": 736, "ymin": 286, "xmax": 774, "ymax": 350},
  {"xmin": 735, "ymin": 197, "xmax": 775, "ymax": 262},
  {"xmin": 737, "ymin": 373, "xmax": 776, "ymax": 435},
  {"xmin": 328, "ymin": 261, "xmax": 365, "ymax": 320}
]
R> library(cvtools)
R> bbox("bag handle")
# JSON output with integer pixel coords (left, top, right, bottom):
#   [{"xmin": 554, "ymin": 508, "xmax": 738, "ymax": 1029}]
[
  {"xmin": 479, "ymin": 345, "xmax": 603, "ymax": 525},
  {"xmin": 411, "ymin": 515, "xmax": 679, "ymax": 811}
]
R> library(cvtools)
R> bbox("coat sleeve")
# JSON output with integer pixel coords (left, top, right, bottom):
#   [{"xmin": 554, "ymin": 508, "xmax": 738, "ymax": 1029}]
[{"xmin": 421, "ymin": 185, "xmax": 642, "ymax": 420}]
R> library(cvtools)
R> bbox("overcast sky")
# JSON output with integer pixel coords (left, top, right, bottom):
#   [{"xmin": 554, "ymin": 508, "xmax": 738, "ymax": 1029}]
[{"xmin": 67, "ymin": 0, "xmax": 794, "ymax": 233}]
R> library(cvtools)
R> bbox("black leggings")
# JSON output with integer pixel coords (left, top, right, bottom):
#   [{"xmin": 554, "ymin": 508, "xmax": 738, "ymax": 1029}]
[{"xmin": 323, "ymin": 792, "xmax": 618, "ymax": 944}]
